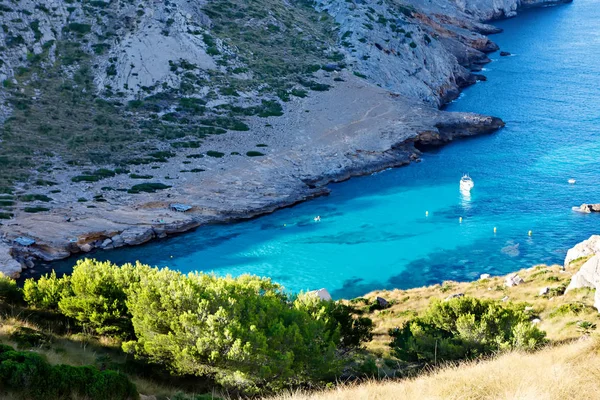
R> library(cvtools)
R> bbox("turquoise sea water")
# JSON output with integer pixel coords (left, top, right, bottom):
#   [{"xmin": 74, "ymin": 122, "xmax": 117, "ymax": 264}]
[{"xmin": 46, "ymin": 0, "xmax": 600, "ymax": 298}]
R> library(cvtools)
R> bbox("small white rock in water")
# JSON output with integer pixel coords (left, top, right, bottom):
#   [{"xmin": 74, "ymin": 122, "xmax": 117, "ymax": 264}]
[
  {"xmin": 531, "ymin": 318, "xmax": 541, "ymax": 325},
  {"xmin": 480, "ymin": 273, "xmax": 491, "ymax": 280},
  {"xmin": 505, "ymin": 274, "xmax": 524, "ymax": 287},
  {"xmin": 539, "ymin": 287, "xmax": 549, "ymax": 296}
]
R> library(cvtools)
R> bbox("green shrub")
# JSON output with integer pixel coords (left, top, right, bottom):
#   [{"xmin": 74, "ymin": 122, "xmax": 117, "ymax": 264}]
[
  {"xmin": 23, "ymin": 207, "xmax": 50, "ymax": 213},
  {"xmin": 290, "ymin": 89, "xmax": 308, "ymax": 98},
  {"xmin": 122, "ymin": 268, "xmax": 354, "ymax": 393},
  {"xmin": 66, "ymin": 23, "xmax": 92, "ymax": 35},
  {"xmin": 246, "ymin": 151, "xmax": 265, "ymax": 157},
  {"xmin": 389, "ymin": 296, "xmax": 546, "ymax": 363},
  {"xmin": 550, "ymin": 302, "xmax": 589, "ymax": 318},
  {"xmin": 19, "ymin": 194, "xmax": 52, "ymax": 202},
  {"xmin": 128, "ymin": 183, "xmax": 171, "ymax": 194},
  {"xmin": 0, "ymin": 274, "xmax": 23, "ymax": 304},
  {"xmin": 21, "ymin": 260, "xmax": 373, "ymax": 394},
  {"xmin": 206, "ymin": 150, "xmax": 225, "ymax": 158},
  {"xmin": 24, "ymin": 271, "xmax": 70, "ymax": 310},
  {"xmin": 9, "ymin": 326, "xmax": 51, "ymax": 349},
  {"xmin": 72, "ymin": 175, "xmax": 102, "ymax": 183},
  {"xmin": 0, "ymin": 344, "xmax": 137, "ymax": 399},
  {"xmin": 57, "ymin": 260, "xmax": 139, "ymax": 336},
  {"xmin": 296, "ymin": 296, "xmax": 373, "ymax": 349},
  {"xmin": 129, "ymin": 174, "xmax": 153, "ymax": 179}
]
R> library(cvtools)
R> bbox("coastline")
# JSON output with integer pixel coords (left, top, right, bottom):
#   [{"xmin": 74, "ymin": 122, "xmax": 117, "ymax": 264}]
[{"xmin": 0, "ymin": 0, "xmax": 571, "ymax": 278}]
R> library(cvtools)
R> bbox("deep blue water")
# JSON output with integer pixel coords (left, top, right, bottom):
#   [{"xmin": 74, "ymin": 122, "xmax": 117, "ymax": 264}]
[{"xmin": 46, "ymin": 0, "xmax": 600, "ymax": 298}]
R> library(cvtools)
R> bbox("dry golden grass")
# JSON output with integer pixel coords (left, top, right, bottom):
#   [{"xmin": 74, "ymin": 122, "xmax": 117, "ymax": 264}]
[
  {"xmin": 353, "ymin": 259, "xmax": 599, "ymax": 356},
  {"xmin": 269, "ymin": 336, "xmax": 600, "ymax": 400}
]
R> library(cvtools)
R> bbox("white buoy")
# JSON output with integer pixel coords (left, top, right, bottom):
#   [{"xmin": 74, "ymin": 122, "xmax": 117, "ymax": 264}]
[
  {"xmin": 528, "ymin": 230, "xmax": 532, "ymax": 237},
  {"xmin": 459, "ymin": 217, "xmax": 463, "ymax": 223},
  {"xmin": 426, "ymin": 211, "xmax": 429, "ymax": 217},
  {"xmin": 568, "ymin": 179, "xmax": 576, "ymax": 184},
  {"xmin": 494, "ymin": 227, "xmax": 497, "ymax": 234}
]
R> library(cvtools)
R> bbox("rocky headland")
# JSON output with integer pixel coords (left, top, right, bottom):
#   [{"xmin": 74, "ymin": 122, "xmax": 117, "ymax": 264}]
[{"xmin": 0, "ymin": 0, "xmax": 572, "ymax": 275}]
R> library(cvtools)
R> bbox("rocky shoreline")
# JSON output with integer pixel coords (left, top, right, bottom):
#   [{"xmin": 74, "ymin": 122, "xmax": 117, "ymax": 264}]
[{"xmin": 0, "ymin": 0, "xmax": 571, "ymax": 277}]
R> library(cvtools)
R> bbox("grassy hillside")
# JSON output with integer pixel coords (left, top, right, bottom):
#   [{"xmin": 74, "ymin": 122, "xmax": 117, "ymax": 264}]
[
  {"xmin": 265, "ymin": 258, "xmax": 600, "ymax": 400},
  {"xmin": 268, "ymin": 336, "xmax": 600, "ymax": 400},
  {"xmin": 353, "ymin": 258, "xmax": 597, "ymax": 359},
  {"xmin": 0, "ymin": 257, "xmax": 595, "ymax": 399}
]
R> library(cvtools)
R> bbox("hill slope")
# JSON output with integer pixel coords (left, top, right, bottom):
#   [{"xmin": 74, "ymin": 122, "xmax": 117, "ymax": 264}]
[{"xmin": 268, "ymin": 337, "xmax": 600, "ymax": 400}]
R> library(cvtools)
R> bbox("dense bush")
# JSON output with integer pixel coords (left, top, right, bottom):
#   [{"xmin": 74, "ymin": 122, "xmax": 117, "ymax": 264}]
[
  {"xmin": 25, "ymin": 261, "xmax": 138, "ymax": 336},
  {"xmin": 10, "ymin": 326, "xmax": 51, "ymax": 349},
  {"xmin": 0, "ymin": 344, "xmax": 137, "ymax": 399},
  {"xmin": 23, "ymin": 270, "xmax": 69, "ymax": 310},
  {"xmin": 24, "ymin": 260, "xmax": 373, "ymax": 394},
  {"xmin": 0, "ymin": 273, "xmax": 23, "ymax": 304},
  {"xmin": 122, "ymin": 268, "xmax": 345, "ymax": 393},
  {"xmin": 389, "ymin": 296, "xmax": 546, "ymax": 363}
]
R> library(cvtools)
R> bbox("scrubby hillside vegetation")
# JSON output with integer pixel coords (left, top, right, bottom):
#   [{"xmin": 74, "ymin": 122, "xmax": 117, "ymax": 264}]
[
  {"xmin": 0, "ymin": 254, "xmax": 594, "ymax": 399},
  {"xmin": 0, "ymin": 259, "xmax": 374, "ymax": 398},
  {"xmin": 269, "ymin": 337, "xmax": 600, "ymax": 400}
]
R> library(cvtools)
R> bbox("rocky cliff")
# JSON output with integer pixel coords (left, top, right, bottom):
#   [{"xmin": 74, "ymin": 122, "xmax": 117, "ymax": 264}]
[{"xmin": 0, "ymin": 0, "xmax": 571, "ymax": 275}]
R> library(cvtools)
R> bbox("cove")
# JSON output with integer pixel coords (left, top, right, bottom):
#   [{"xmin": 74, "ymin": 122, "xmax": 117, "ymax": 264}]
[{"xmin": 43, "ymin": 0, "xmax": 600, "ymax": 299}]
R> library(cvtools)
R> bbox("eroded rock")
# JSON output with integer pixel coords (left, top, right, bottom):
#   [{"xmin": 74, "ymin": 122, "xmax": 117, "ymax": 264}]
[
  {"xmin": 376, "ymin": 296, "xmax": 390, "ymax": 309},
  {"xmin": 505, "ymin": 274, "xmax": 524, "ymax": 287},
  {"xmin": 566, "ymin": 255, "xmax": 600, "ymax": 311},
  {"xmin": 0, "ymin": 243, "xmax": 22, "ymax": 278},
  {"xmin": 308, "ymin": 288, "xmax": 332, "ymax": 301},
  {"xmin": 120, "ymin": 227, "xmax": 155, "ymax": 246},
  {"xmin": 564, "ymin": 235, "xmax": 600, "ymax": 268},
  {"xmin": 445, "ymin": 293, "xmax": 464, "ymax": 301}
]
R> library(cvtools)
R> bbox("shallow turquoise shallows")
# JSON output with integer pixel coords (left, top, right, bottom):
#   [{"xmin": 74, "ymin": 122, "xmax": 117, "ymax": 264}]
[{"xmin": 47, "ymin": 0, "xmax": 600, "ymax": 298}]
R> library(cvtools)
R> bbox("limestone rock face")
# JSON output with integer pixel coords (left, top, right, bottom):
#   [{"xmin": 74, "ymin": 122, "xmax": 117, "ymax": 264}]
[
  {"xmin": 564, "ymin": 235, "xmax": 600, "ymax": 268},
  {"xmin": 308, "ymin": 288, "xmax": 333, "ymax": 301},
  {"xmin": 566, "ymin": 255, "xmax": 600, "ymax": 311},
  {"xmin": 120, "ymin": 227, "xmax": 155, "ymax": 246},
  {"xmin": 0, "ymin": 243, "xmax": 22, "ymax": 278},
  {"xmin": 505, "ymin": 274, "xmax": 524, "ymax": 287}
]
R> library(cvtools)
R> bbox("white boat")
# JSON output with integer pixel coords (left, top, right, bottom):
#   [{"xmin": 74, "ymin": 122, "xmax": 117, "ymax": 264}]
[
  {"xmin": 568, "ymin": 179, "xmax": 576, "ymax": 184},
  {"xmin": 460, "ymin": 174, "xmax": 474, "ymax": 193}
]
